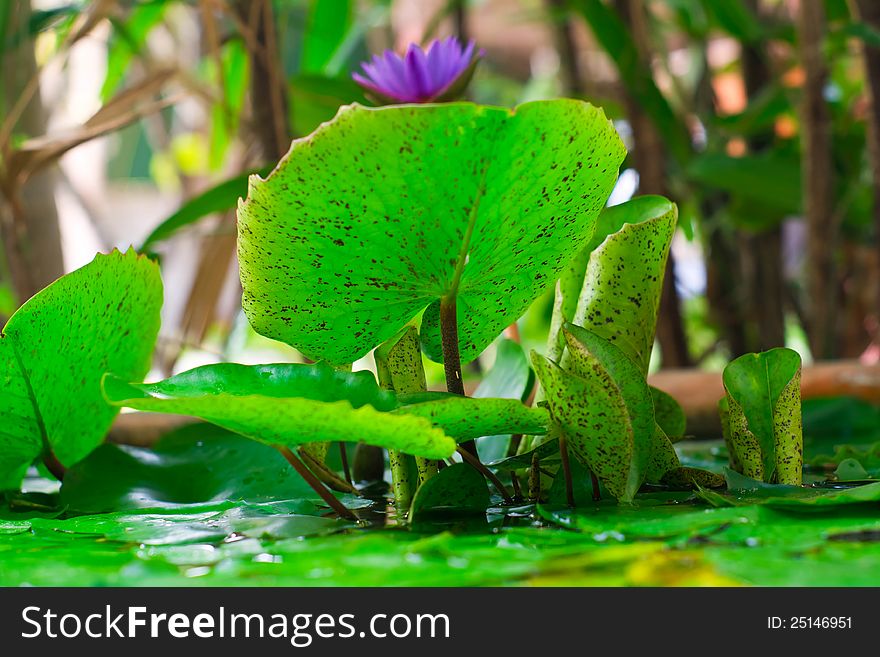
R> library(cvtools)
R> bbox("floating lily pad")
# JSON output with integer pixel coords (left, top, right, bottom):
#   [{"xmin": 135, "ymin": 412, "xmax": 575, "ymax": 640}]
[{"xmin": 60, "ymin": 424, "xmax": 322, "ymax": 513}]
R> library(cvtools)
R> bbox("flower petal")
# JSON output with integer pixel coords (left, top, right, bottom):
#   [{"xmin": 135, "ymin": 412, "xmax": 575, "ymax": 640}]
[{"xmin": 404, "ymin": 44, "xmax": 433, "ymax": 100}]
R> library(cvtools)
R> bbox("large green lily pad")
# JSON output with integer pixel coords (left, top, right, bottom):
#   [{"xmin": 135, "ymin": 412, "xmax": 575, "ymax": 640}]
[{"xmin": 238, "ymin": 100, "xmax": 625, "ymax": 365}]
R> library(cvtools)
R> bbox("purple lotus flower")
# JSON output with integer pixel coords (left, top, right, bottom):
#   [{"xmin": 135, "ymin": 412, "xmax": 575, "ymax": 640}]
[{"xmin": 352, "ymin": 37, "xmax": 483, "ymax": 104}]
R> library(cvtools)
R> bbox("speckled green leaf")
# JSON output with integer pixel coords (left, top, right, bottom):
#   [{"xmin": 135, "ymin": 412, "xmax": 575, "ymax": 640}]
[
  {"xmin": 393, "ymin": 396, "xmax": 549, "ymax": 442},
  {"xmin": 661, "ymin": 466, "xmax": 725, "ymax": 489},
  {"xmin": 531, "ymin": 352, "xmax": 637, "ymax": 501},
  {"xmin": 0, "ymin": 250, "xmax": 161, "ymax": 488},
  {"xmin": 650, "ymin": 386, "xmax": 686, "ymax": 441},
  {"xmin": 408, "ymin": 462, "xmax": 490, "ymax": 521},
  {"xmin": 238, "ymin": 100, "xmax": 625, "ymax": 365},
  {"xmin": 571, "ymin": 196, "xmax": 677, "ymax": 374},
  {"xmin": 564, "ymin": 325, "xmax": 655, "ymax": 487},
  {"xmin": 0, "ymin": 340, "xmax": 40, "ymax": 490},
  {"xmin": 565, "ymin": 325, "xmax": 681, "ymax": 485},
  {"xmin": 102, "ymin": 363, "xmax": 455, "ymax": 459},
  {"xmin": 646, "ymin": 423, "xmax": 682, "ymax": 482},
  {"xmin": 722, "ymin": 348, "xmax": 803, "ymax": 484},
  {"xmin": 547, "ymin": 195, "xmax": 674, "ymax": 362}
]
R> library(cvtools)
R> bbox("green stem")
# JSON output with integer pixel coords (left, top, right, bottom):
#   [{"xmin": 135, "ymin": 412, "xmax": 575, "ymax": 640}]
[
  {"xmin": 416, "ymin": 457, "xmax": 439, "ymax": 485},
  {"xmin": 439, "ymin": 296, "xmax": 465, "ymax": 396},
  {"xmin": 439, "ymin": 295, "xmax": 478, "ymax": 457},
  {"xmin": 528, "ymin": 452, "xmax": 541, "ymax": 502},
  {"xmin": 376, "ymin": 326, "xmax": 434, "ymax": 512},
  {"xmin": 388, "ymin": 449, "xmax": 416, "ymax": 511}
]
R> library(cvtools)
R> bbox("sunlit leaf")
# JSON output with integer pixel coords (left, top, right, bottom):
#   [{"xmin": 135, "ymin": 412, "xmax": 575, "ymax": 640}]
[
  {"xmin": 102, "ymin": 362, "xmax": 455, "ymax": 459},
  {"xmin": 571, "ymin": 196, "xmax": 677, "ymax": 375},
  {"xmin": 0, "ymin": 250, "xmax": 161, "ymax": 488}
]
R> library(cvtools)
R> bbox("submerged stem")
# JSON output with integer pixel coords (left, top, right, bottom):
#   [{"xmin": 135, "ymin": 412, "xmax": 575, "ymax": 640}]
[
  {"xmin": 510, "ymin": 471, "xmax": 523, "ymax": 501},
  {"xmin": 299, "ymin": 447, "xmax": 360, "ymax": 495},
  {"xmin": 278, "ymin": 446, "xmax": 358, "ymax": 521}
]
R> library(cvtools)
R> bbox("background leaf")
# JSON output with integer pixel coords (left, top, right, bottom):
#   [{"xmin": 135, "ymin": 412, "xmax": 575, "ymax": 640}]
[
  {"xmin": 301, "ymin": 0, "xmax": 354, "ymax": 75},
  {"xmin": 572, "ymin": 0, "xmax": 692, "ymax": 165},
  {"xmin": 140, "ymin": 166, "xmax": 271, "ymax": 251},
  {"xmin": 686, "ymin": 151, "xmax": 802, "ymax": 215}
]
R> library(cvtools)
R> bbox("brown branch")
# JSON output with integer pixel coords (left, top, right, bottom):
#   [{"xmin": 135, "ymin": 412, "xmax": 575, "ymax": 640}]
[
  {"xmin": 234, "ymin": 0, "xmax": 291, "ymax": 160},
  {"xmin": 798, "ymin": 0, "xmax": 837, "ymax": 359},
  {"xmin": 545, "ymin": 0, "xmax": 584, "ymax": 96},
  {"xmin": 851, "ymin": 0, "xmax": 880, "ymax": 344},
  {"xmin": 614, "ymin": 0, "xmax": 692, "ymax": 368}
]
